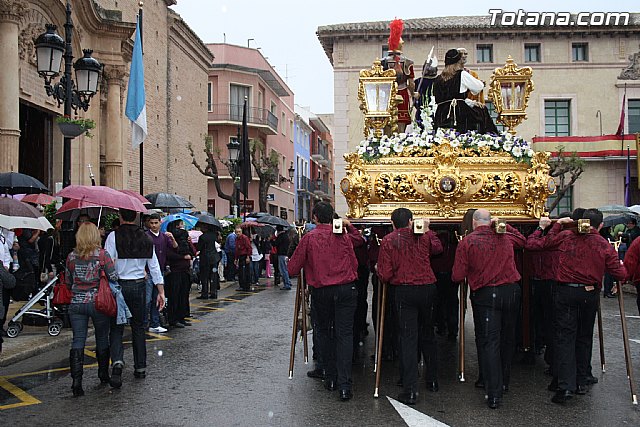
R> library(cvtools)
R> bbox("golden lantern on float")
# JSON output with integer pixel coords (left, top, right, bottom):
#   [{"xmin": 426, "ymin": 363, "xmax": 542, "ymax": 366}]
[
  {"xmin": 358, "ymin": 59, "xmax": 399, "ymax": 138},
  {"xmin": 489, "ymin": 56, "xmax": 534, "ymax": 135}
]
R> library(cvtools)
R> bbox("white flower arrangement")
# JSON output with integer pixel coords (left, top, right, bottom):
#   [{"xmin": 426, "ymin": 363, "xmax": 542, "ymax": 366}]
[{"xmin": 355, "ymin": 99, "xmax": 534, "ymax": 164}]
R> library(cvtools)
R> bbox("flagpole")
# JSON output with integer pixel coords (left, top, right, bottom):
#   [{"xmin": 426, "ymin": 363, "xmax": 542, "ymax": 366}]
[{"xmin": 138, "ymin": 4, "xmax": 144, "ymax": 196}]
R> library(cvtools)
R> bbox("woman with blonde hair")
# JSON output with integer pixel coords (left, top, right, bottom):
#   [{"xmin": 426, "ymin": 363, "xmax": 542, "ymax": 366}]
[{"xmin": 65, "ymin": 222, "xmax": 118, "ymax": 396}]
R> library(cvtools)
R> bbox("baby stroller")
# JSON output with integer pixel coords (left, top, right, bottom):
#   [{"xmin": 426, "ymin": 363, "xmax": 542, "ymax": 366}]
[{"xmin": 5, "ymin": 275, "xmax": 65, "ymax": 338}]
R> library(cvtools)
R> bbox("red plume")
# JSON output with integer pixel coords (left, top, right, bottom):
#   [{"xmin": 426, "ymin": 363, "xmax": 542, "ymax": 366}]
[{"xmin": 388, "ymin": 18, "xmax": 404, "ymax": 51}]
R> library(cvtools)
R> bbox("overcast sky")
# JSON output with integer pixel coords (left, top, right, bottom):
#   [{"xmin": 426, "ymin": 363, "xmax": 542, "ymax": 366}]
[{"xmin": 172, "ymin": 1, "xmax": 637, "ymax": 114}]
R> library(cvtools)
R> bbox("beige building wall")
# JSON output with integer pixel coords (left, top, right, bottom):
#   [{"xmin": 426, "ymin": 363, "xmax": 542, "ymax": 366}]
[{"xmin": 319, "ymin": 17, "xmax": 640, "ymax": 215}]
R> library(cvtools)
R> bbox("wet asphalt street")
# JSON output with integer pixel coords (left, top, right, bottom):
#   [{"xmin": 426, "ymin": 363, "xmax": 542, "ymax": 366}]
[{"xmin": 1, "ymin": 280, "xmax": 640, "ymax": 426}]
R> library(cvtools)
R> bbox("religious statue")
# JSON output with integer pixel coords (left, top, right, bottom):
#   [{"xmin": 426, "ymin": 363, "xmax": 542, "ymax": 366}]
[
  {"xmin": 413, "ymin": 46, "xmax": 438, "ymax": 129},
  {"xmin": 432, "ymin": 49, "xmax": 499, "ymax": 134},
  {"xmin": 381, "ymin": 19, "xmax": 414, "ymax": 131}
]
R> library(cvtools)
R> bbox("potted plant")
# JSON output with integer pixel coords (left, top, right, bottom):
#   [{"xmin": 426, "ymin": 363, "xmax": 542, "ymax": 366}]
[{"xmin": 55, "ymin": 116, "xmax": 96, "ymax": 138}]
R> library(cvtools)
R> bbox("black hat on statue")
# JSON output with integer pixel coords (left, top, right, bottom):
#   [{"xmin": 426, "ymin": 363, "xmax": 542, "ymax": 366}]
[{"xmin": 444, "ymin": 49, "xmax": 462, "ymax": 65}]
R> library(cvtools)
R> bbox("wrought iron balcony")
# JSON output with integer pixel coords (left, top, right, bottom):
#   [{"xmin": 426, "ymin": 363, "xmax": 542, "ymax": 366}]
[{"xmin": 208, "ymin": 103, "xmax": 278, "ymax": 135}]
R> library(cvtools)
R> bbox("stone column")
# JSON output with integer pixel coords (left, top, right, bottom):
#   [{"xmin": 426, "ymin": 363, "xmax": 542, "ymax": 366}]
[
  {"xmin": 103, "ymin": 65, "xmax": 126, "ymax": 188},
  {"xmin": 0, "ymin": 1, "xmax": 26, "ymax": 172}
]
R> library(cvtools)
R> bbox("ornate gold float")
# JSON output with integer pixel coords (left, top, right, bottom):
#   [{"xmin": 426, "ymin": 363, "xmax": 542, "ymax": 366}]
[{"xmin": 341, "ymin": 58, "xmax": 554, "ymax": 221}]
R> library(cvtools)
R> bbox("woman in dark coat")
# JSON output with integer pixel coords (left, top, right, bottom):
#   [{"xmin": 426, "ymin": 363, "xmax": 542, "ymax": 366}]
[{"xmin": 165, "ymin": 220, "xmax": 196, "ymax": 328}]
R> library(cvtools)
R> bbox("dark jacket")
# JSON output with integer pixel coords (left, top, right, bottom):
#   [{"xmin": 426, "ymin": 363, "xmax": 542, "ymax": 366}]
[
  {"xmin": 0, "ymin": 262, "xmax": 16, "ymax": 316},
  {"xmin": 197, "ymin": 231, "xmax": 221, "ymax": 267},
  {"xmin": 275, "ymin": 231, "xmax": 290, "ymax": 256}
]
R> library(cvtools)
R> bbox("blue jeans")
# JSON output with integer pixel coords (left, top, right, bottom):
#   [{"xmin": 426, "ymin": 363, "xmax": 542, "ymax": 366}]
[
  {"xmin": 278, "ymin": 255, "xmax": 291, "ymax": 288},
  {"xmin": 251, "ymin": 260, "xmax": 261, "ymax": 284},
  {"xmin": 144, "ymin": 277, "xmax": 161, "ymax": 328},
  {"xmin": 110, "ymin": 279, "xmax": 146, "ymax": 371},
  {"xmin": 69, "ymin": 302, "xmax": 111, "ymax": 351}
]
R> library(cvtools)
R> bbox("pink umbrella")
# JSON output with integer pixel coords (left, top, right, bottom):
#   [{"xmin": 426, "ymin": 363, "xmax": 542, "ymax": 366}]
[
  {"xmin": 55, "ymin": 199, "xmax": 118, "ymax": 221},
  {"xmin": 21, "ymin": 193, "xmax": 56, "ymax": 205},
  {"xmin": 56, "ymin": 185, "xmax": 147, "ymax": 212},
  {"xmin": 119, "ymin": 189, "xmax": 152, "ymax": 206}
]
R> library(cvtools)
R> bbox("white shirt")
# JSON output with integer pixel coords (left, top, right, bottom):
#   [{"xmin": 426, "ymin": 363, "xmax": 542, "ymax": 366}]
[
  {"xmin": 0, "ymin": 229, "xmax": 15, "ymax": 269},
  {"xmin": 459, "ymin": 70, "xmax": 484, "ymax": 95},
  {"xmin": 104, "ymin": 230, "xmax": 164, "ymax": 285}
]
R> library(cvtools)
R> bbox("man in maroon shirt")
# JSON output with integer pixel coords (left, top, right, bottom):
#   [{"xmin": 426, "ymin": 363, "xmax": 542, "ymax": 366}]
[
  {"xmin": 288, "ymin": 202, "xmax": 363, "ymax": 401},
  {"xmin": 543, "ymin": 208, "xmax": 626, "ymax": 404},
  {"xmin": 234, "ymin": 227, "xmax": 252, "ymax": 291},
  {"xmin": 624, "ymin": 233, "xmax": 640, "ymax": 315},
  {"xmin": 452, "ymin": 209, "xmax": 525, "ymax": 409},
  {"xmin": 377, "ymin": 208, "xmax": 443, "ymax": 405}
]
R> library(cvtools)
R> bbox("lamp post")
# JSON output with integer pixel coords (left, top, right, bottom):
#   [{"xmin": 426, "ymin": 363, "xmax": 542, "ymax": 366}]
[
  {"xmin": 34, "ymin": 1, "xmax": 102, "ymax": 188},
  {"xmin": 228, "ymin": 135, "xmax": 241, "ymax": 217},
  {"xmin": 288, "ymin": 161, "xmax": 295, "ymax": 182}
]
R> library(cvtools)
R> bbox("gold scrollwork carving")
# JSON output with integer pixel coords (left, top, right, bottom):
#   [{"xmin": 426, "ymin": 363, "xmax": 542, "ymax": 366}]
[
  {"xmin": 374, "ymin": 173, "xmax": 423, "ymax": 201},
  {"xmin": 470, "ymin": 172, "xmax": 522, "ymax": 201},
  {"xmin": 341, "ymin": 152, "xmax": 372, "ymax": 218}
]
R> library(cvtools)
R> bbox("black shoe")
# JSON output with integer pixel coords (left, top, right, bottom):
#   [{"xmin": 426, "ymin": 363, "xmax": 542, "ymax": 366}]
[
  {"xmin": 96, "ymin": 348, "xmax": 111, "ymax": 384},
  {"xmin": 196, "ymin": 295, "xmax": 208, "ymax": 300},
  {"xmin": 427, "ymin": 381, "xmax": 439, "ymax": 392},
  {"xmin": 502, "ymin": 384, "xmax": 509, "ymax": 393},
  {"xmin": 170, "ymin": 322, "xmax": 185, "ymax": 329},
  {"xmin": 576, "ymin": 384, "xmax": 588, "ymax": 395},
  {"xmin": 209, "ymin": 293, "xmax": 217, "ymax": 299},
  {"xmin": 307, "ymin": 368, "xmax": 325, "ymax": 379},
  {"xmin": 551, "ymin": 389, "xmax": 574, "ymax": 404},
  {"xmin": 134, "ymin": 371, "xmax": 146, "ymax": 379},
  {"xmin": 110, "ymin": 365, "xmax": 123, "ymax": 388},
  {"xmin": 603, "ymin": 293, "xmax": 615, "ymax": 298},
  {"xmin": 475, "ymin": 378, "xmax": 484, "ymax": 389},
  {"xmin": 324, "ymin": 380, "xmax": 337, "ymax": 391},
  {"xmin": 398, "ymin": 391, "xmax": 418, "ymax": 405},
  {"xmin": 179, "ymin": 320, "xmax": 192, "ymax": 327},
  {"xmin": 548, "ymin": 378, "xmax": 559, "ymax": 392},
  {"xmin": 585, "ymin": 375, "xmax": 598, "ymax": 385},
  {"xmin": 69, "ymin": 348, "xmax": 84, "ymax": 397},
  {"xmin": 339, "ymin": 389, "xmax": 353, "ymax": 401},
  {"xmin": 487, "ymin": 397, "xmax": 500, "ymax": 409}
]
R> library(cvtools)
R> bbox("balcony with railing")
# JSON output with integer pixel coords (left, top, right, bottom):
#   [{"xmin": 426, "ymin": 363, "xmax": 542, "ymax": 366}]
[
  {"xmin": 311, "ymin": 140, "xmax": 329, "ymax": 164},
  {"xmin": 297, "ymin": 176, "xmax": 312, "ymax": 194},
  {"xmin": 312, "ymin": 179, "xmax": 329, "ymax": 196},
  {"xmin": 208, "ymin": 103, "xmax": 278, "ymax": 135}
]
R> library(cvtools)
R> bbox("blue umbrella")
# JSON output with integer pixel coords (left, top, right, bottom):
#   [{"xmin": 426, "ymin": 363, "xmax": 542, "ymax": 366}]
[{"xmin": 160, "ymin": 213, "xmax": 198, "ymax": 232}]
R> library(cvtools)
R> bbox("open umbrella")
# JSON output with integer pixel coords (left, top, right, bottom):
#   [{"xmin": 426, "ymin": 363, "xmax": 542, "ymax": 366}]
[
  {"xmin": 57, "ymin": 185, "xmax": 147, "ymax": 212},
  {"xmin": 144, "ymin": 192, "xmax": 194, "ymax": 209},
  {"xmin": 0, "ymin": 172, "xmax": 49, "ymax": 195},
  {"xmin": 240, "ymin": 221, "xmax": 263, "ymax": 228},
  {"xmin": 257, "ymin": 214, "xmax": 290, "ymax": 228},
  {"xmin": 119, "ymin": 189, "xmax": 152, "ymax": 206},
  {"xmin": 254, "ymin": 224, "xmax": 275, "ymax": 239},
  {"xmin": 21, "ymin": 193, "xmax": 56, "ymax": 206},
  {"xmin": 0, "ymin": 197, "xmax": 52, "ymax": 231},
  {"xmin": 160, "ymin": 213, "xmax": 199, "ymax": 232},
  {"xmin": 603, "ymin": 213, "xmax": 640, "ymax": 228},
  {"xmin": 195, "ymin": 213, "xmax": 222, "ymax": 229},
  {"xmin": 55, "ymin": 199, "xmax": 118, "ymax": 221},
  {"xmin": 598, "ymin": 204, "xmax": 631, "ymax": 214}
]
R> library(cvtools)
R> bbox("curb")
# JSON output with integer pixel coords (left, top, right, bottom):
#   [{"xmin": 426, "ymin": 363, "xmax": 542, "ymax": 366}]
[{"xmin": 0, "ymin": 330, "xmax": 72, "ymax": 367}]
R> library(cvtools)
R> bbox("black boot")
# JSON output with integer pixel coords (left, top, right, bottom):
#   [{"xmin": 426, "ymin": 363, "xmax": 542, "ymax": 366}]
[
  {"xmin": 96, "ymin": 348, "xmax": 110, "ymax": 384},
  {"xmin": 109, "ymin": 363, "xmax": 123, "ymax": 388},
  {"xmin": 69, "ymin": 348, "xmax": 84, "ymax": 397}
]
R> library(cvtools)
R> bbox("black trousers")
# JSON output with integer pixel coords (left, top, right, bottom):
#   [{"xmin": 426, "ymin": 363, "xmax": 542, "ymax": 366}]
[
  {"xmin": 531, "ymin": 279, "xmax": 556, "ymax": 367},
  {"xmin": 237, "ymin": 255, "xmax": 250, "ymax": 290},
  {"xmin": 353, "ymin": 266, "xmax": 369, "ymax": 348},
  {"xmin": 372, "ymin": 274, "xmax": 398, "ymax": 359},
  {"xmin": 311, "ymin": 282, "xmax": 357, "ymax": 391},
  {"xmin": 471, "ymin": 283, "xmax": 521, "ymax": 399},
  {"xmin": 166, "ymin": 271, "xmax": 191, "ymax": 323},
  {"xmin": 553, "ymin": 284, "xmax": 598, "ymax": 392},
  {"xmin": 394, "ymin": 284, "xmax": 438, "ymax": 393},
  {"xmin": 435, "ymin": 271, "xmax": 459, "ymax": 337}
]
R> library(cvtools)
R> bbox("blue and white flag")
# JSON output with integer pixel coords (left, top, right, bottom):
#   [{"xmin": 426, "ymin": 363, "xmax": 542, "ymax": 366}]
[{"xmin": 125, "ymin": 17, "xmax": 147, "ymax": 149}]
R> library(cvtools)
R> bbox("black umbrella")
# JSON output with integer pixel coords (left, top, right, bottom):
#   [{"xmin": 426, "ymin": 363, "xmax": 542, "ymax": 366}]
[
  {"xmin": 195, "ymin": 213, "xmax": 222, "ymax": 229},
  {"xmin": 144, "ymin": 192, "xmax": 194, "ymax": 209},
  {"xmin": 603, "ymin": 213, "xmax": 639, "ymax": 228},
  {"xmin": 257, "ymin": 214, "xmax": 290, "ymax": 228},
  {"xmin": 255, "ymin": 224, "xmax": 276, "ymax": 239},
  {"xmin": 0, "ymin": 172, "xmax": 49, "ymax": 195}
]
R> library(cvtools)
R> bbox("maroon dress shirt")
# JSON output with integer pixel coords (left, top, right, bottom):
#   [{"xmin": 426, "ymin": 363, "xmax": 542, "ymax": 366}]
[
  {"xmin": 525, "ymin": 229, "xmax": 559, "ymax": 281},
  {"xmin": 545, "ymin": 222, "xmax": 626, "ymax": 287},
  {"xmin": 288, "ymin": 223, "xmax": 363, "ymax": 288},
  {"xmin": 624, "ymin": 236, "xmax": 640, "ymax": 284},
  {"xmin": 377, "ymin": 228, "xmax": 443, "ymax": 286},
  {"xmin": 452, "ymin": 224, "xmax": 525, "ymax": 291},
  {"xmin": 235, "ymin": 234, "xmax": 252, "ymax": 257}
]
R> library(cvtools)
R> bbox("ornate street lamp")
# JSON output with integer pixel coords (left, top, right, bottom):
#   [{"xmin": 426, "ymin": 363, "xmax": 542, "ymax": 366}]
[
  {"xmin": 228, "ymin": 137, "xmax": 241, "ymax": 217},
  {"xmin": 358, "ymin": 59, "xmax": 399, "ymax": 138},
  {"xmin": 288, "ymin": 161, "xmax": 295, "ymax": 182},
  {"xmin": 488, "ymin": 56, "xmax": 534, "ymax": 135},
  {"xmin": 34, "ymin": 2, "xmax": 102, "ymax": 188}
]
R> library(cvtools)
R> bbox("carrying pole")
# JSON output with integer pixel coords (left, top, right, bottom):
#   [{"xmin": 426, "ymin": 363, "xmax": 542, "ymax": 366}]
[
  {"xmin": 288, "ymin": 269, "xmax": 303, "ymax": 379},
  {"xmin": 300, "ymin": 270, "xmax": 309, "ymax": 364},
  {"xmin": 373, "ymin": 280, "xmax": 388, "ymax": 398},
  {"xmin": 597, "ymin": 288, "xmax": 606, "ymax": 373},
  {"xmin": 616, "ymin": 282, "xmax": 638, "ymax": 405},
  {"xmin": 458, "ymin": 281, "xmax": 467, "ymax": 382}
]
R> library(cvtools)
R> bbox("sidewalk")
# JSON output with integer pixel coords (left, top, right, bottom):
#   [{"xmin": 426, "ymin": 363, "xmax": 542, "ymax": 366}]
[{"xmin": 0, "ymin": 278, "xmax": 248, "ymax": 368}]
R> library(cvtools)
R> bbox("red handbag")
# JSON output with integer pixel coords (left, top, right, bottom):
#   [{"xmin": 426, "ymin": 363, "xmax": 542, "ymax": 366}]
[
  {"xmin": 95, "ymin": 250, "xmax": 117, "ymax": 317},
  {"xmin": 53, "ymin": 274, "xmax": 72, "ymax": 305}
]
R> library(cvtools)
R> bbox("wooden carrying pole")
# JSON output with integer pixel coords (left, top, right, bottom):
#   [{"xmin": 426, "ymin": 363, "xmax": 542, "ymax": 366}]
[
  {"xmin": 616, "ymin": 282, "xmax": 638, "ymax": 405},
  {"xmin": 458, "ymin": 281, "xmax": 467, "ymax": 382},
  {"xmin": 373, "ymin": 277, "xmax": 383, "ymax": 373},
  {"xmin": 300, "ymin": 271, "xmax": 309, "ymax": 364},
  {"xmin": 373, "ymin": 280, "xmax": 388, "ymax": 398},
  {"xmin": 288, "ymin": 269, "xmax": 305, "ymax": 378}
]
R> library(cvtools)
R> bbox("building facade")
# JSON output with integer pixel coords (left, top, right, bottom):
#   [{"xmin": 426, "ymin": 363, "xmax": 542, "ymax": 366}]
[
  {"xmin": 205, "ymin": 43, "xmax": 295, "ymax": 219},
  {"xmin": 293, "ymin": 106, "xmax": 312, "ymax": 223},
  {"xmin": 309, "ymin": 114, "xmax": 335, "ymax": 206},
  {"xmin": 317, "ymin": 15, "xmax": 640, "ymax": 215},
  {"xmin": 1, "ymin": 0, "xmax": 212, "ymax": 208}
]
